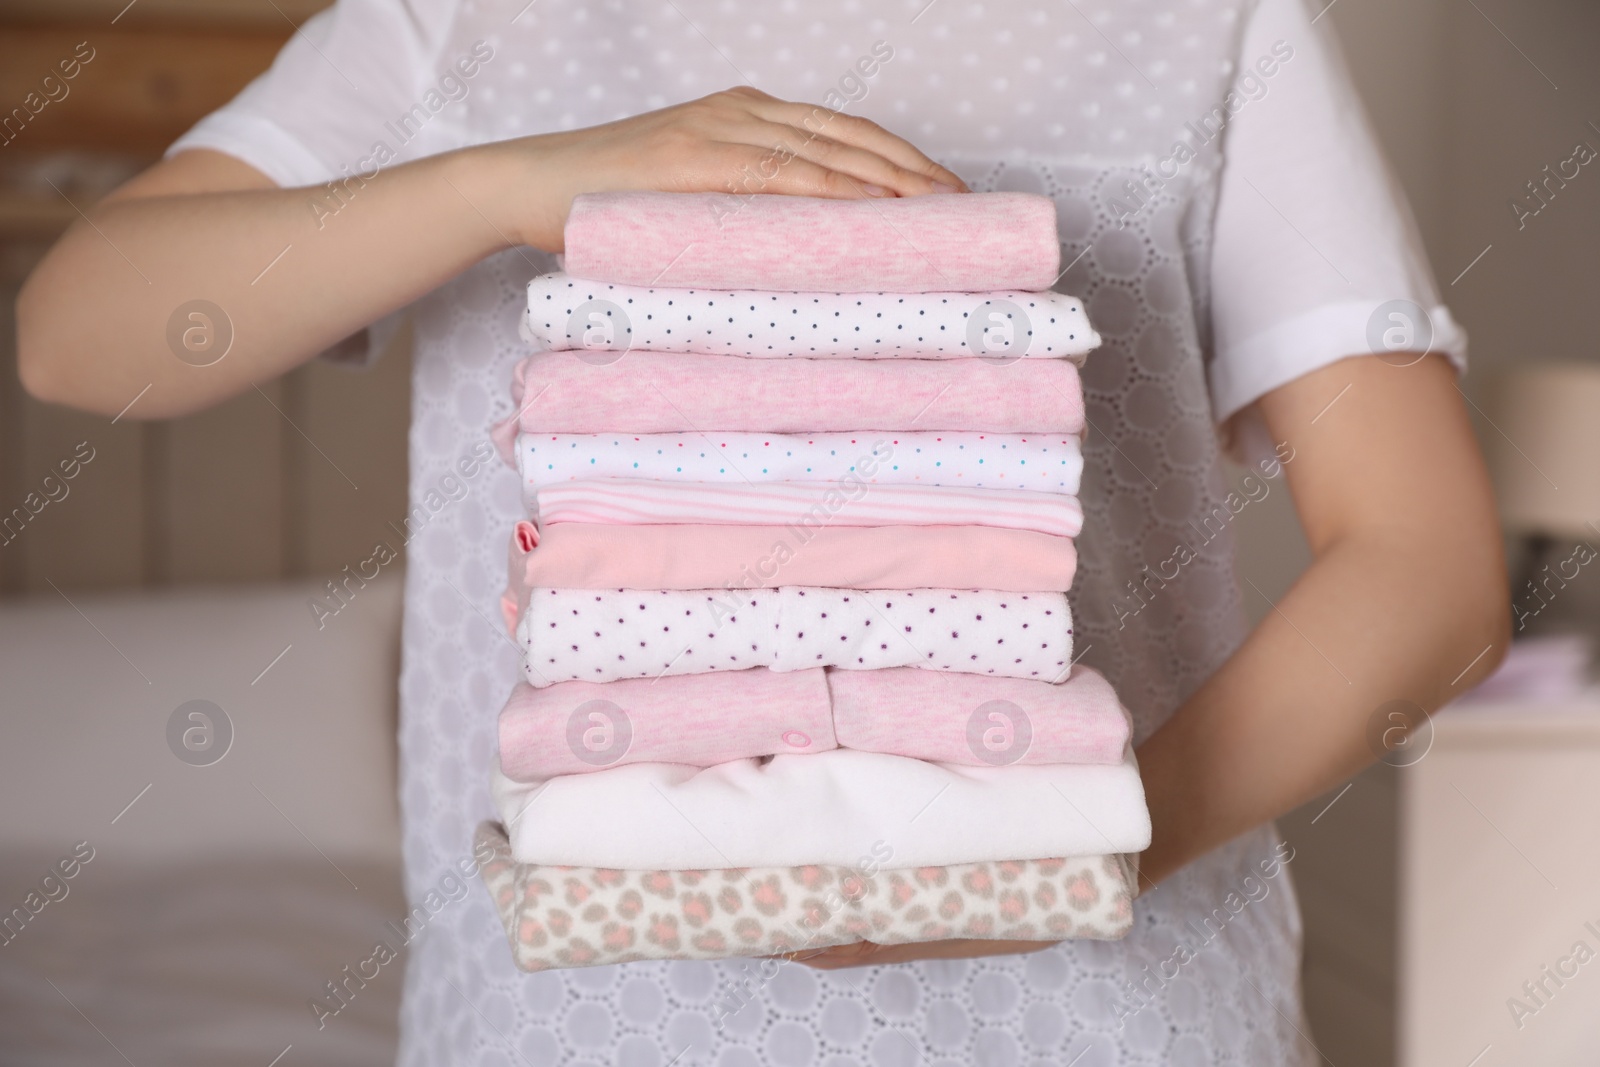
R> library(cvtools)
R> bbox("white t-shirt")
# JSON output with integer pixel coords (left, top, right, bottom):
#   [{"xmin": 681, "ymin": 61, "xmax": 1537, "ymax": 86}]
[
  {"xmin": 170, "ymin": 1, "xmax": 1459, "ymax": 1063},
  {"xmin": 172, "ymin": 0, "xmax": 1463, "ymax": 441}
]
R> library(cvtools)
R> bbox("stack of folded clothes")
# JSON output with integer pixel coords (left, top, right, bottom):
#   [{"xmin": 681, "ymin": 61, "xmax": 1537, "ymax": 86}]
[{"xmin": 479, "ymin": 190, "xmax": 1150, "ymax": 971}]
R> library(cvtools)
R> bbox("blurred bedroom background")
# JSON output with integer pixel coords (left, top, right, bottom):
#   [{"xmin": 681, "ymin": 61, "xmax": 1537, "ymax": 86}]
[{"xmin": 2, "ymin": 1, "xmax": 1598, "ymax": 1064}]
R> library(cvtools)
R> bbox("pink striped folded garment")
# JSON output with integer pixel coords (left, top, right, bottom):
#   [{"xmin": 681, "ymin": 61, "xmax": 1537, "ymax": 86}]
[{"xmin": 533, "ymin": 480, "xmax": 1083, "ymax": 538}]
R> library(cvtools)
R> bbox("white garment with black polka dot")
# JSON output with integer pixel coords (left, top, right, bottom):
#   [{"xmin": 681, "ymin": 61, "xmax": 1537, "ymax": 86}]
[
  {"xmin": 522, "ymin": 273, "xmax": 1100, "ymax": 360},
  {"xmin": 518, "ymin": 587, "xmax": 1071, "ymax": 687}
]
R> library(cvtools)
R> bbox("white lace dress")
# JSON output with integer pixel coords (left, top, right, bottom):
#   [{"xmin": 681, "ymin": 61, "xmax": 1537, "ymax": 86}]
[{"xmin": 172, "ymin": 0, "xmax": 1462, "ymax": 1061}]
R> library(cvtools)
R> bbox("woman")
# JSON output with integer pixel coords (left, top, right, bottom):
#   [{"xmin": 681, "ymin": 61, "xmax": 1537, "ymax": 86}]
[{"xmin": 17, "ymin": 0, "xmax": 1507, "ymax": 1061}]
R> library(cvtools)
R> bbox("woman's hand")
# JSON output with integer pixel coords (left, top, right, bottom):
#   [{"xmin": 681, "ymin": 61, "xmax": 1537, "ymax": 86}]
[
  {"xmin": 779, "ymin": 938, "xmax": 1056, "ymax": 970},
  {"xmin": 486, "ymin": 86, "xmax": 969, "ymax": 251},
  {"xmin": 19, "ymin": 86, "xmax": 961, "ymax": 419}
]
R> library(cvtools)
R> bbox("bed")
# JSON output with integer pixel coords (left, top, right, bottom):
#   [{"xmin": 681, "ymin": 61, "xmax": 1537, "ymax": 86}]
[{"xmin": 0, "ymin": 575, "xmax": 407, "ymax": 1065}]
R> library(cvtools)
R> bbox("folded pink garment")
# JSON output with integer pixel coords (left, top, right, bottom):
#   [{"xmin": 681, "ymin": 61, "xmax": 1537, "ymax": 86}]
[
  {"xmin": 830, "ymin": 668, "xmax": 1130, "ymax": 767},
  {"xmin": 497, "ymin": 665, "xmax": 1129, "ymax": 781},
  {"xmin": 498, "ymin": 671, "xmax": 836, "ymax": 780},
  {"xmin": 561, "ymin": 191, "xmax": 1061, "ymax": 293},
  {"xmin": 499, "ymin": 521, "xmax": 1079, "ymax": 629},
  {"xmin": 490, "ymin": 352, "xmax": 1084, "ymax": 460},
  {"xmin": 535, "ymin": 480, "xmax": 1084, "ymax": 538},
  {"xmin": 476, "ymin": 821, "xmax": 1136, "ymax": 972}
]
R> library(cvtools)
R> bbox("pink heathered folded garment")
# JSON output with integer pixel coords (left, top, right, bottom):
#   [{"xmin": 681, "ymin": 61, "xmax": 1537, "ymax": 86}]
[
  {"xmin": 497, "ymin": 671, "xmax": 835, "ymax": 780},
  {"xmin": 498, "ymin": 521, "xmax": 1079, "ymax": 631},
  {"xmin": 561, "ymin": 191, "xmax": 1061, "ymax": 293},
  {"xmin": 829, "ymin": 667, "xmax": 1130, "ymax": 767},
  {"xmin": 497, "ymin": 664, "xmax": 1129, "ymax": 781},
  {"xmin": 489, "ymin": 352, "xmax": 1084, "ymax": 461},
  {"xmin": 535, "ymin": 480, "xmax": 1084, "ymax": 538}
]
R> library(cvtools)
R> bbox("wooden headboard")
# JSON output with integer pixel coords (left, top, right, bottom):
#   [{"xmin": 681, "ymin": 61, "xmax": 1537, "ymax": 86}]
[{"xmin": 1, "ymin": 0, "xmax": 413, "ymax": 597}]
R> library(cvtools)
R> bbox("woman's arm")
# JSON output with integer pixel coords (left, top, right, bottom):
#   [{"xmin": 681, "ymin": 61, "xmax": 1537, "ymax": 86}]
[
  {"xmin": 17, "ymin": 87, "xmax": 966, "ymax": 419},
  {"xmin": 1137, "ymin": 352, "xmax": 1508, "ymax": 883},
  {"xmin": 801, "ymin": 351, "xmax": 1509, "ymax": 969}
]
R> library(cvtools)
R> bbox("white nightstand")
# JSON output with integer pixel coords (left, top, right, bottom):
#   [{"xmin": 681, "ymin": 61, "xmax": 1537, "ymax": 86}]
[{"xmin": 1400, "ymin": 700, "xmax": 1600, "ymax": 1065}]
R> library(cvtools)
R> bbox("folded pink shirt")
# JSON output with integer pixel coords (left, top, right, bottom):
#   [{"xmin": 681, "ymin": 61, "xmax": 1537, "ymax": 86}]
[
  {"xmin": 489, "ymin": 352, "xmax": 1085, "ymax": 461},
  {"xmin": 498, "ymin": 670, "xmax": 835, "ymax": 779},
  {"xmin": 561, "ymin": 191, "xmax": 1061, "ymax": 293},
  {"xmin": 499, "ymin": 521, "xmax": 1079, "ymax": 628},
  {"xmin": 497, "ymin": 665, "xmax": 1130, "ymax": 780},
  {"xmin": 829, "ymin": 669, "xmax": 1130, "ymax": 767}
]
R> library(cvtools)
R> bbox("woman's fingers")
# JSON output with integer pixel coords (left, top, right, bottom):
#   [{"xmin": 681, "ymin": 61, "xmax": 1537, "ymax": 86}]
[
  {"xmin": 707, "ymin": 142, "xmax": 891, "ymax": 200},
  {"xmin": 533, "ymin": 86, "xmax": 965, "ymax": 244},
  {"xmin": 744, "ymin": 96, "xmax": 968, "ymax": 192},
  {"xmin": 796, "ymin": 939, "xmax": 1056, "ymax": 968},
  {"xmin": 756, "ymin": 121, "xmax": 943, "ymax": 198},
  {"xmin": 696, "ymin": 86, "xmax": 966, "ymax": 196},
  {"xmin": 792, "ymin": 942, "xmax": 884, "ymax": 969},
  {"xmin": 758, "ymin": 947, "xmax": 839, "ymax": 963}
]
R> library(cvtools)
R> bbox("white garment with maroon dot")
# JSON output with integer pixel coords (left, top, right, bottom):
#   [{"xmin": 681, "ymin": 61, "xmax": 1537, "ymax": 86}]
[
  {"xmin": 522, "ymin": 273, "xmax": 1101, "ymax": 360},
  {"xmin": 519, "ymin": 587, "xmax": 1071, "ymax": 686}
]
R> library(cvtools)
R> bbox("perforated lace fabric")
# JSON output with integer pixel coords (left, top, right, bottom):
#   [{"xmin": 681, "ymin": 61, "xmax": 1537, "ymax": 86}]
[{"xmin": 393, "ymin": 1, "xmax": 1315, "ymax": 1063}]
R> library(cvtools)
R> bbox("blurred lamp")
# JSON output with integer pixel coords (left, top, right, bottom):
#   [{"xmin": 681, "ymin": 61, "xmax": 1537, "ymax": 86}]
[
  {"xmin": 1486, "ymin": 363, "xmax": 1600, "ymax": 541},
  {"xmin": 1485, "ymin": 363, "xmax": 1600, "ymax": 662}
]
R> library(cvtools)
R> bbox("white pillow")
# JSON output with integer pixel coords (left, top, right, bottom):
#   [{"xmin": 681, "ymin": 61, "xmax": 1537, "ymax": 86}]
[{"xmin": 0, "ymin": 574, "xmax": 403, "ymax": 863}]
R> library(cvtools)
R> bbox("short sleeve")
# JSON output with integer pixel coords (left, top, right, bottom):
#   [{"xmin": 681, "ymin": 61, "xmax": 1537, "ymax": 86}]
[
  {"xmin": 166, "ymin": 0, "xmax": 463, "ymax": 188},
  {"xmin": 166, "ymin": 0, "xmax": 461, "ymax": 366},
  {"xmin": 1208, "ymin": 0, "xmax": 1467, "ymax": 460}
]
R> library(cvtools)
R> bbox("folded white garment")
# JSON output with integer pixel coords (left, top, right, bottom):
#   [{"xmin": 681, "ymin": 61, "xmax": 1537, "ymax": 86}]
[
  {"xmin": 534, "ymin": 480, "xmax": 1084, "ymax": 538},
  {"xmin": 518, "ymin": 587, "xmax": 1073, "ymax": 688},
  {"xmin": 521, "ymin": 272, "xmax": 1101, "ymax": 362},
  {"xmin": 516, "ymin": 432, "xmax": 1083, "ymax": 495},
  {"xmin": 490, "ymin": 747, "xmax": 1150, "ymax": 869}
]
